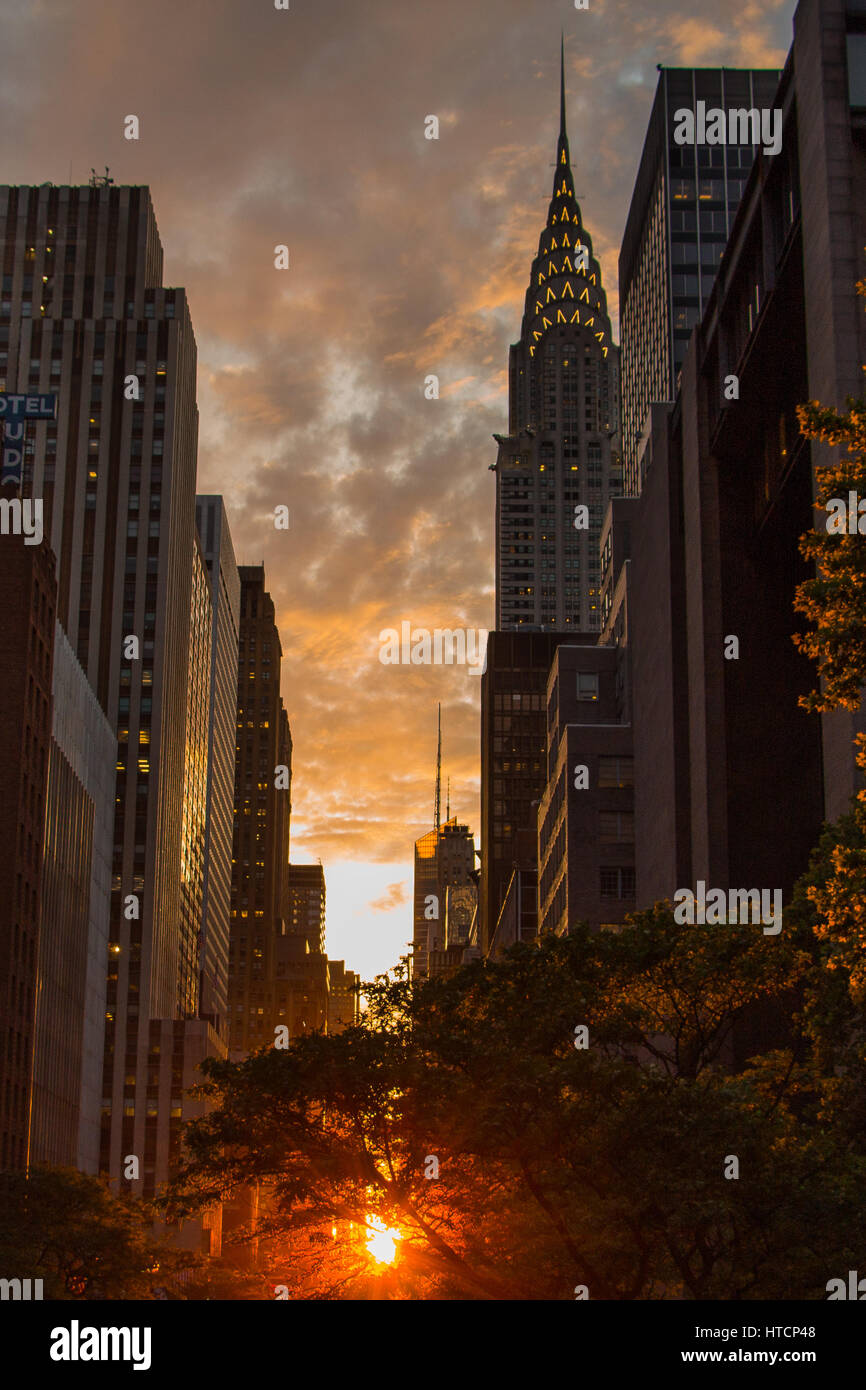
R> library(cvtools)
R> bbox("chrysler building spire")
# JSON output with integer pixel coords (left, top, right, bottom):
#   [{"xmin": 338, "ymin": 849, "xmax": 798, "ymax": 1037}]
[{"xmin": 560, "ymin": 33, "xmax": 567, "ymax": 146}]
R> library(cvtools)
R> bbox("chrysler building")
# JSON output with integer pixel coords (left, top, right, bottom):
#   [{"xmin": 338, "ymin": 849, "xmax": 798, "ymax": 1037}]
[{"xmin": 494, "ymin": 43, "xmax": 622, "ymax": 632}]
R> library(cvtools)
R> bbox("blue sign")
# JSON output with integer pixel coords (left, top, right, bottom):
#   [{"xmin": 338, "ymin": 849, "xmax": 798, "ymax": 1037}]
[{"xmin": 0, "ymin": 393, "xmax": 56, "ymax": 486}]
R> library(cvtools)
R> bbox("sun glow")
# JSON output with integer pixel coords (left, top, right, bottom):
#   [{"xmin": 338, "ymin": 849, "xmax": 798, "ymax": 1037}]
[{"xmin": 365, "ymin": 1214, "xmax": 399, "ymax": 1265}]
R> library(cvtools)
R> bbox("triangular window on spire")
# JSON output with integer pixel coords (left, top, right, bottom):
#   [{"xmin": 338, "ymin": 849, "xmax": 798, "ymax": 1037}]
[
  {"xmin": 570, "ymin": 310, "xmax": 580, "ymax": 324},
  {"xmin": 602, "ymin": 346, "xmax": 608, "ymax": 358},
  {"xmin": 580, "ymin": 287, "xmax": 590, "ymax": 303},
  {"xmin": 560, "ymin": 150, "xmax": 567, "ymax": 164},
  {"xmin": 547, "ymin": 261, "xmax": 557, "ymax": 276},
  {"xmin": 532, "ymin": 330, "xmax": 542, "ymax": 341},
  {"xmin": 546, "ymin": 286, "xmax": 556, "ymax": 303},
  {"xmin": 562, "ymin": 281, "xmax": 574, "ymax": 299},
  {"xmin": 586, "ymin": 316, "xmax": 595, "ymax": 327},
  {"xmin": 556, "ymin": 309, "xmax": 566, "ymax": 323},
  {"xmin": 562, "ymin": 231, "xmax": 571, "ymax": 246},
  {"xmin": 595, "ymin": 331, "xmax": 605, "ymax": 343},
  {"xmin": 561, "ymin": 256, "xmax": 572, "ymax": 272},
  {"xmin": 590, "ymin": 273, "xmax": 597, "ymax": 284},
  {"xmin": 535, "ymin": 301, "xmax": 544, "ymax": 314},
  {"xmin": 550, "ymin": 237, "xmax": 558, "ymax": 249},
  {"xmin": 542, "ymin": 316, "xmax": 552, "ymax": 329},
  {"xmin": 537, "ymin": 272, "xmax": 545, "ymax": 285},
  {"xmin": 529, "ymin": 345, "xmax": 536, "ymax": 356},
  {"xmin": 560, "ymin": 180, "xmax": 568, "ymax": 195}
]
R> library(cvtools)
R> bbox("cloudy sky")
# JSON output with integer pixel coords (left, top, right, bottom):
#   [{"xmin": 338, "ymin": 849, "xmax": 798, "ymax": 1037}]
[{"xmin": 1, "ymin": 0, "xmax": 795, "ymax": 980}]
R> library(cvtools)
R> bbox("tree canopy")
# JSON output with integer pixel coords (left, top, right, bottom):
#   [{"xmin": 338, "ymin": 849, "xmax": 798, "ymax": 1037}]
[
  {"xmin": 0, "ymin": 1167, "xmax": 193, "ymax": 1299},
  {"xmin": 163, "ymin": 913, "xmax": 866, "ymax": 1300}
]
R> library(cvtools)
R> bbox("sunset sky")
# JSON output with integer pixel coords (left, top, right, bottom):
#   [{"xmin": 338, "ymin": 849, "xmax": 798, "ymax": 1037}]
[{"xmin": 1, "ymin": 0, "xmax": 794, "ymax": 981}]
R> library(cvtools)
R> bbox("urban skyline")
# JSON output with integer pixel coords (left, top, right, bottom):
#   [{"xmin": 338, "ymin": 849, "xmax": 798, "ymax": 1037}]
[
  {"xmin": 0, "ymin": 0, "xmax": 797, "ymax": 984},
  {"xmin": 4, "ymin": 0, "xmax": 866, "ymax": 1319}
]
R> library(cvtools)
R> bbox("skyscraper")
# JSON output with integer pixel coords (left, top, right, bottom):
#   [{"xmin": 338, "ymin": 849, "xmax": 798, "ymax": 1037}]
[
  {"xmin": 412, "ymin": 818, "xmax": 476, "ymax": 980},
  {"xmin": 0, "ymin": 182, "xmax": 232, "ymax": 1201},
  {"xmin": 493, "ymin": 44, "xmax": 622, "ymax": 634},
  {"xmin": 619, "ymin": 65, "xmax": 781, "ymax": 496},
  {"xmin": 228, "ymin": 566, "xmax": 293, "ymax": 1054},
  {"xmin": 287, "ymin": 863, "xmax": 326, "ymax": 955}
]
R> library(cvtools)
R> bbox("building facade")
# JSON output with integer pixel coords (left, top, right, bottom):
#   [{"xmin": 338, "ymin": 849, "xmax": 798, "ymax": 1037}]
[
  {"xmin": 195, "ymin": 496, "xmax": 241, "ymax": 1039},
  {"xmin": 327, "ymin": 960, "xmax": 360, "ymax": 1033},
  {"xmin": 0, "ymin": 183, "xmax": 201, "ymax": 1184},
  {"xmin": 0, "ymin": 183, "xmax": 244, "ymax": 1208},
  {"xmin": 0, "ymin": 534, "xmax": 56, "ymax": 1170},
  {"xmin": 619, "ymin": 65, "xmax": 782, "ymax": 496},
  {"xmin": 412, "ymin": 818, "xmax": 476, "ymax": 979},
  {"xmin": 615, "ymin": 0, "xmax": 866, "ymax": 913},
  {"xmin": 537, "ymin": 645, "xmax": 634, "ymax": 936},
  {"xmin": 228, "ymin": 566, "xmax": 294, "ymax": 1054},
  {"xmin": 480, "ymin": 629, "xmax": 593, "ymax": 953},
  {"xmin": 31, "ymin": 623, "xmax": 114, "ymax": 1173},
  {"xmin": 273, "ymin": 934, "xmax": 329, "ymax": 1039},
  {"xmin": 287, "ymin": 863, "xmax": 326, "ymax": 956}
]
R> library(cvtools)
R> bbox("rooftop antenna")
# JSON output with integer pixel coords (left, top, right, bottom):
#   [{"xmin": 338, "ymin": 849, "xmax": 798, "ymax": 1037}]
[
  {"xmin": 89, "ymin": 166, "xmax": 114, "ymax": 188},
  {"xmin": 434, "ymin": 703, "xmax": 442, "ymax": 831},
  {"xmin": 446, "ymin": 776, "xmax": 451, "ymax": 822}
]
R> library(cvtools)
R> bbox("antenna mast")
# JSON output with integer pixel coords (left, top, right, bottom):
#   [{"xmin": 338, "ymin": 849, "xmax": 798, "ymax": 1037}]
[{"xmin": 434, "ymin": 703, "xmax": 442, "ymax": 831}]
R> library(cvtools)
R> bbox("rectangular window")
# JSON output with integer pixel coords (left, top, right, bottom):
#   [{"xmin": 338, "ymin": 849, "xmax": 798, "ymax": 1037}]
[
  {"xmin": 599, "ymin": 810, "xmax": 635, "ymax": 843},
  {"xmin": 598, "ymin": 755, "xmax": 634, "ymax": 788},
  {"xmin": 600, "ymin": 867, "xmax": 636, "ymax": 899},
  {"xmin": 576, "ymin": 671, "xmax": 599, "ymax": 701},
  {"xmin": 848, "ymin": 34, "xmax": 866, "ymax": 108}
]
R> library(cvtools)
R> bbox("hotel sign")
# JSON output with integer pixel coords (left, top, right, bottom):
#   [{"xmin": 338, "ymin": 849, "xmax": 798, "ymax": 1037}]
[{"xmin": 0, "ymin": 393, "xmax": 57, "ymax": 485}]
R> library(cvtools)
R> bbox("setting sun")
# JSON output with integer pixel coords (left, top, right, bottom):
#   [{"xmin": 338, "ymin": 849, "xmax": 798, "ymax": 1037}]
[{"xmin": 365, "ymin": 1215, "xmax": 400, "ymax": 1265}]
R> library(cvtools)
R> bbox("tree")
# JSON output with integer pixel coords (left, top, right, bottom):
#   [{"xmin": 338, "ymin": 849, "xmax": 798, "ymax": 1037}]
[
  {"xmin": 163, "ymin": 919, "xmax": 866, "ymax": 1299},
  {"xmin": 789, "ymin": 271, "xmax": 866, "ymax": 1006},
  {"xmin": 793, "ymin": 272, "xmax": 866, "ymax": 711},
  {"xmin": 0, "ymin": 1167, "xmax": 194, "ymax": 1299}
]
